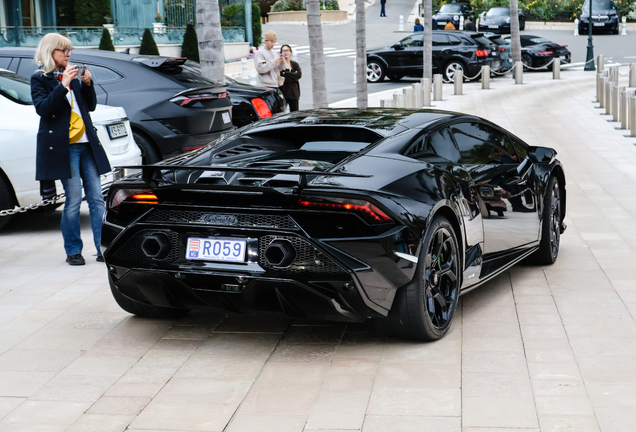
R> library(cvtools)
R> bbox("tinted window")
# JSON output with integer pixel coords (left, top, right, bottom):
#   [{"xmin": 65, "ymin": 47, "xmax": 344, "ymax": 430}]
[
  {"xmin": 17, "ymin": 58, "xmax": 38, "ymax": 77},
  {"xmin": 486, "ymin": 7, "xmax": 510, "ymax": 16},
  {"xmin": 150, "ymin": 61, "xmax": 224, "ymax": 87},
  {"xmin": 471, "ymin": 35, "xmax": 494, "ymax": 47},
  {"xmin": 0, "ymin": 71, "xmax": 33, "ymax": 105},
  {"xmin": 440, "ymin": 4, "xmax": 462, "ymax": 12},
  {"xmin": 0, "ymin": 57, "xmax": 11, "ymax": 70},
  {"xmin": 510, "ymin": 138, "xmax": 528, "ymax": 161},
  {"xmin": 400, "ymin": 34, "xmax": 423, "ymax": 47},
  {"xmin": 428, "ymin": 128, "xmax": 460, "ymax": 162},
  {"xmin": 447, "ymin": 35, "xmax": 462, "ymax": 45},
  {"xmin": 433, "ymin": 34, "xmax": 450, "ymax": 46},
  {"xmin": 450, "ymin": 123, "xmax": 517, "ymax": 165},
  {"xmin": 88, "ymin": 65, "xmax": 123, "ymax": 84},
  {"xmin": 583, "ymin": 0, "xmax": 616, "ymax": 9}
]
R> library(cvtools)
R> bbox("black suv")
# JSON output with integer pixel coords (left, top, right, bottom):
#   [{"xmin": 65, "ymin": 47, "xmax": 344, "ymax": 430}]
[
  {"xmin": 0, "ymin": 48, "xmax": 285, "ymax": 163},
  {"xmin": 366, "ymin": 31, "xmax": 501, "ymax": 83},
  {"xmin": 432, "ymin": 2, "xmax": 474, "ymax": 29},
  {"xmin": 578, "ymin": 0, "xmax": 620, "ymax": 34}
]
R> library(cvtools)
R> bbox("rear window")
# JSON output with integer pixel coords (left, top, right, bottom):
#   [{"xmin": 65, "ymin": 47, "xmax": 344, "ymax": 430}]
[
  {"xmin": 471, "ymin": 35, "xmax": 494, "ymax": 47},
  {"xmin": 0, "ymin": 71, "xmax": 32, "ymax": 105},
  {"xmin": 526, "ymin": 37, "xmax": 550, "ymax": 44},
  {"xmin": 150, "ymin": 60, "xmax": 223, "ymax": 87}
]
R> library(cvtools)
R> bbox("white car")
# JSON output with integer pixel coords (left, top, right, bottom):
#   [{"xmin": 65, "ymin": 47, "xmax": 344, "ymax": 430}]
[{"xmin": 0, "ymin": 69, "xmax": 142, "ymax": 229}]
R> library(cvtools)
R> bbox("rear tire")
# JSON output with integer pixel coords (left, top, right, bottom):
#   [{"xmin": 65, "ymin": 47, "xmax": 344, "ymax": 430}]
[
  {"xmin": 133, "ymin": 132, "xmax": 161, "ymax": 164},
  {"xmin": 522, "ymin": 53, "xmax": 533, "ymax": 71},
  {"xmin": 443, "ymin": 60, "xmax": 466, "ymax": 82},
  {"xmin": 110, "ymin": 282, "xmax": 189, "ymax": 319},
  {"xmin": 533, "ymin": 176, "xmax": 562, "ymax": 265},
  {"xmin": 0, "ymin": 175, "xmax": 15, "ymax": 230},
  {"xmin": 367, "ymin": 61, "xmax": 386, "ymax": 83},
  {"xmin": 380, "ymin": 215, "xmax": 460, "ymax": 341}
]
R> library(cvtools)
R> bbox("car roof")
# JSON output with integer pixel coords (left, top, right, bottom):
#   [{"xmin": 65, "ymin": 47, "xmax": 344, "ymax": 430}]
[
  {"xmin": 242, "ymin": 109, "xmax": 460, "ymax": 136},
  {"xmin": 0, "ymin": 47, "xmax": 171, "ymax": 64}
]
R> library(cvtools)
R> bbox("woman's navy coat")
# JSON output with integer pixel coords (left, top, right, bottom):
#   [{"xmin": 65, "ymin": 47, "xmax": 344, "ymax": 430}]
[{"xmin": 30, "ymin": 72, "xmax": 111, "ymax": 181}]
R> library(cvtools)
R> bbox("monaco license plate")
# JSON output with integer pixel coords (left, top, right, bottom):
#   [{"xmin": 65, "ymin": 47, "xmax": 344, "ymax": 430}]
[
  {"xmin": 186, "ymin": 237, "xmax": 246, "ymax": 262},
  {"xmin": 437, "ymin": 21, "xmax": 447, "ymax": 25},
  {"xmin": 593, "ymin": 22, "xmax": 604, "ymax": 26},
  {"xmin": 107, "ymin": 123, "xmax": 128, "ymax": 139},
  {"xmin": 488, "ymin": 25, "xmax": 499, "ymax": 28}
]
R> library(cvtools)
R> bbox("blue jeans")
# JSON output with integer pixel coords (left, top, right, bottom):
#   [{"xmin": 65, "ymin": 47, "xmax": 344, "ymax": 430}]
[
  {"xmin": 60, "ymin": 143, "xmax": 106, "ymax": 256},
  {"xmin": 380, "ymin": 3, "xmax": 386, "ymax": 16}
]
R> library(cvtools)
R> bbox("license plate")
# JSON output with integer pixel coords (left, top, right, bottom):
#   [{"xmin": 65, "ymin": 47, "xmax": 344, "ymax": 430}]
[
  {"xmin": 488, "ymin": 25, "xmax": 499, "ymax": 28},
  {"xmin": 107, "ymin": 123, "xmax": 128, "ymax": 139},
  {"xmin": 187, "ymin": 237, "xmax": 246, "ymax": 262},
  {"xmin": 222, "ymin": 112, "xmax": 231, "ymax": 124},
  {"xmin": 593, "ymin": 22, "xmax": 604, "ymax": 26},
  {"xmin": 437, "ymin": 21, "xmax": 447, "ymax": 25}
]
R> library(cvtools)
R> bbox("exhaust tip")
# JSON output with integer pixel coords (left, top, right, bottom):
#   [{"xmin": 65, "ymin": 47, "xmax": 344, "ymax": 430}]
[
  {"xmin": 141, "ymin": 233, "xmax": 171, "ymax": 260},
  {"xmin": 264, "ymin": 239, "xmax": 296, "ymax": 267}
]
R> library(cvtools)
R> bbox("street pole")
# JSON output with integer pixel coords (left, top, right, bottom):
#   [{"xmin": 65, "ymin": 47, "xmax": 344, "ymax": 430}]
[{"xmin": 584, "ymin": 0, "xmax": 595, "ymax": 71}]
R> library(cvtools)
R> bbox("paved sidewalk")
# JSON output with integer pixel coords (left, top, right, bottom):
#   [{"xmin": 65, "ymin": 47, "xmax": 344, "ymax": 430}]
[{"xmin": 2, "ymin": 69, "xmax": 636, "ymax": 432}]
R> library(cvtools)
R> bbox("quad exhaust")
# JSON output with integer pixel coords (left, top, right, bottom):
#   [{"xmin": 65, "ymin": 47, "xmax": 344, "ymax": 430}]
[{"xmin": 264, "ymin": 239, "xmax": 296, "ymax": 267}]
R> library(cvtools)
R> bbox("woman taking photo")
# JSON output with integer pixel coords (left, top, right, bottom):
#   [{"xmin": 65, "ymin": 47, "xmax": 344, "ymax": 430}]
[
  {"xmin": 31, "ymin": 33, "xmax": 111, "ymax": 265},
  {"xmin": 278, "ymin": 45, "xmax": 302, "ymax": 112}
]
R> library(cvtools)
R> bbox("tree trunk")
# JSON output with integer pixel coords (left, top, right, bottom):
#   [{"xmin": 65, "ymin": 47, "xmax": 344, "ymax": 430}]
[
  {"xmin": 306, "ymin": 0, "xmax": 328, "ymax": 108},
  {"xmin": 196, "ymin": 0, "xmax": 225, "ymax": 83},
  {"xmin": 422, "ymin": 0, "xmax": 432, "ymax": 80},
  {"xmin": 355, "ymin": 0, "xmax": 367, "ymax": 109},
  {"xmin": 509, "ymin": 0, "xmax": 521, "ymax": 65}
]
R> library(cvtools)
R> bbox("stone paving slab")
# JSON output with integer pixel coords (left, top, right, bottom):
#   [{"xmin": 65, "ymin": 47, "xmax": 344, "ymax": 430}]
[{"xmin": 1, "ymin": 69, "xmax": 636, "ymax": 431}]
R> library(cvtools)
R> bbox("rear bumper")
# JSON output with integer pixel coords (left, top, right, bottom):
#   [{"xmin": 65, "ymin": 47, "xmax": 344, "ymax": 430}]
[{"xmin": 103, "ymin": 213, "xmax": 418, "ymax": 322}]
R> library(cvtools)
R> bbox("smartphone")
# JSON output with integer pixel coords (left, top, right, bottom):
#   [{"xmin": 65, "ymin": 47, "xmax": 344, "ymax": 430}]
[{"xmin": 79, "ymin": 65, "xmax": 87, "ymax": 78}]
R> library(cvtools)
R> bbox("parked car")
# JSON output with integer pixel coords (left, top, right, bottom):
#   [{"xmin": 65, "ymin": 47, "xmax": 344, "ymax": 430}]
[
  {"xmin": 433, "ymin": 2, "xmax": 474, "ymax": 29},
  {"xmin": 0, "ymin": 48, "xmax": 285, "ymax": 163},
  {"xmin": 0, "ymin": 69, "xmax": 141, "ymax": 230},
  {"xmin": 366, "ymin": 31, "xmax": 501, "ymax": 83},
  {"xmin": 578, "ymin": 0, "xmax": 620, "ymax": 34},
  {"xmin": 102, "ymin": 108, "xmax": 566, "ymax": 341},
  {"xmin": 478, "ymin": 7, "xmax": 526, "ymax": 34},
  {"xmin": 483, "ymin": 32, "xmax": 512, "ymax": 71},
  {"xmin": 503, "ymin": 35, "xmax": 571, "ymax": 69}
]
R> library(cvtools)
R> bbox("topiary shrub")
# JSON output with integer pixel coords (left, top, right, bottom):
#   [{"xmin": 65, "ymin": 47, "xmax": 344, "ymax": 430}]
[
  {"xmin": 270, "ymin": 0, "xmax": 338, "ymax": 11},
  {"xmin": 99, "ymin": 28, "xmax": 115, "ymax": 51},
  {"xmin": 139, "ymin": 28, "xmax": 160, "ymax": 55},
  {"xmin": 252, "ymin": 2, "xmax": 262, "ymax": 47},
  {"xmin": 181, "ymin": 23, "xmax": 199, "ymax": 62}
]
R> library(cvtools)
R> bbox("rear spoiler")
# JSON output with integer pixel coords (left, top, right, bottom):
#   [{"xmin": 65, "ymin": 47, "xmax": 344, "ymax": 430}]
[
  {"xmin": 116, "ymin": 164, "xmax": 372, "ymax": 192},
  {"xmin": 132, "ymin": 57, "xmax": 187, "ymax": 68}
]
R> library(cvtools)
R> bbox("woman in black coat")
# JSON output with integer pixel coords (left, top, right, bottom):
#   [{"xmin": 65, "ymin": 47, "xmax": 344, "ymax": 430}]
[
  {"xmin": 279, "ymin": 45, "xmax": 302, "ymax": 112},
  {"xmin": 31, "ymin": 33, "xmax": 111, "ymax": 265}
]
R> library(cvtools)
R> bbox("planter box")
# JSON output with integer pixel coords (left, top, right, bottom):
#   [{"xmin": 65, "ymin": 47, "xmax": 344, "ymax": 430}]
[{"xmin": 267, "ymin": 10, "xmax": 348, "ymax": 22}]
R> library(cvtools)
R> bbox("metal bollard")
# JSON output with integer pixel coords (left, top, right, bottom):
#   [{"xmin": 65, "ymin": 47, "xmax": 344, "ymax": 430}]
[
  {"xmin": 423, "ymin": 78, "xmax": 432, "ymax": 107},
  {"xmin": 515, "ymin": 62, "xmax": 523, "ymax": 84},
  {"xmin": 459, "ymin": 16, "xmax": 464, "ymax": 30},
  {"xmin": 454, "ymin": 69, "xmax": 463, "ymax": 95},
  {"xmin": 622, "ymin": 16, "xmax": 627, "ymax": 35},
  {"xmin": 399, "ymin": 15, "xmax": 404, "ymax": 31},
  {"xmin": 598, "ymin": 54, "xmax": 605, "ymax": 73},
  {"xmin": 612, "ymin": 66, "xmax": 619, "ymax": 85},
  {"xmin": 241, "ymin": 58, "xmax": 249, "ymax": 79},
  {"xmin": 620, "ymin": 88, "xmax": 628, "ymax": 129},
  {"xmin": 413, "ymin": 83, "xmax": 423, "ymax": 108},
  {"xmin": 596, "ymin": 73, "xmax": 602, "ymax": 103},
  {"xmin": 574, "ymin": 19, "xmax": 579, "ymax": 36},
  {"xmin": 553, "ymin": 58, "xmax": 560, "ymax": 80},
  {"xmin": 393, "ymin": 92, "xmax": 399, "ymax": 108},
  {"xmin": 599, "ymin": 75, "xmax": 606, "ymax": 108},
  {"xmin": 433, "ymin": 74, "xmax": 443, "ymax": 101},
  {"xmin": 631, "ymin": 95, "xmax": 636, "ymax": 137},
  {"xmin": 249, "ymin": 70, "xmax": 257, "ymax": 86},
  {"xmin": 605, "ymin": 79, "xmax": 611, "ymax": 114},
  {"xmin": 380, "ymin": 99, "xmax": 386, "ymax": 108},
  {"xmin": 481, "ymin": 66, "xmax": 490, "ymax": 89},
  {"xmin": 612, "ymin": 84, "xmax": 620, "ymax": 122},
  {"xmin": 630, "ymin": 64, "xmax": 636, "ymax": 87},
  {"xmin": 403, "ymin": 88, "xmax": 409, "ymax": 108}
]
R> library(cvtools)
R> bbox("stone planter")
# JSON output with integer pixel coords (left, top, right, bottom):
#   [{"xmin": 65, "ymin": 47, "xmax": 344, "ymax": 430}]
[{"xmin": 267, "ymin": 10, "xmax": 348, "ymax": 22}]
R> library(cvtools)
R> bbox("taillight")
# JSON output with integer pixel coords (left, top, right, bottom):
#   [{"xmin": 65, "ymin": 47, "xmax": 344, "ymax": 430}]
[
  {"xmin": 170, "ymin": 92, "xmax": 228, "ymax": 107},
  {"xmin": 476, "ymin": 50, "xmax": 489, "ymax": 57},
  {"xmin": 109, "ymin": 189, "xmax": 158, "ymax": 210},
  {"xmin": 251, "ymin": 98, "xmax": 272, "ymax": 118},
  {"xmin": 537, "ymin": 51, "xmax": 554, "ymax": 55},
  {"xmin": 298, "ymin": 197, "xmax": 392, "ymax": 223},
  {"xmin": 499, "ymin": 47, "xmax": 505, "ymax": 52}
]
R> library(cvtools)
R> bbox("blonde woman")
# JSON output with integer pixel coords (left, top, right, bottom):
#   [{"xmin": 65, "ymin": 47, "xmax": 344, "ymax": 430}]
[{"xmin": 30, "ymin": 33, "xmax": 111, "ymax": 265}]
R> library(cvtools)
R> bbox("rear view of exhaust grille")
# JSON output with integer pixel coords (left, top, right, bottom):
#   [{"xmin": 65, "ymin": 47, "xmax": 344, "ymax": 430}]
[
  {"xmin": 111, "ymin": 229, "xmax": 180, "ymax": 265},
  {"xmin": 146, "ymin": 210, "xmax": 299, "ymax": 230},
  {"xmin": 258, "ymin": 235, "xmax": 345, "ymax": 274}
]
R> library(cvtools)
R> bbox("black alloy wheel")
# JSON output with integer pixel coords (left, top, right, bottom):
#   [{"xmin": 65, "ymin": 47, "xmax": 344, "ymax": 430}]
[
  {"xmin": 534, "ymin": 176, "xmax": 561, "ymax": 265},
  {"xmin": 381, "ymin": 215, "xmax": 460, "ymax": 340},
  {"xmin": 367, "ymin": 61, "xmax": 386, "ymax": 83},
  {"xmin": 443, "ymin": 60, "xmax": 466, "ymax": 82},
  {"xmin": 521, "ymin": 53, "xmax": 533, "ymax": 70}
]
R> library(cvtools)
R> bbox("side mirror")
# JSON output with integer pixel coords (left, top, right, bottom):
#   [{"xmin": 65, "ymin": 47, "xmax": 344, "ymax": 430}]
[
  {"xmin": 577, "ymin": 6, "xmax": 582, "ymax": 12},
  {"xmin": 434, "ymin": 9, "xmax": 439, "ymax": 13},
  {"xmin": 393, "ymin": 42, "xmax": 405, "ymax": 50},
  {"xmin": 527, "ymin": 146, "xmax": 557, "ymax": 164}
]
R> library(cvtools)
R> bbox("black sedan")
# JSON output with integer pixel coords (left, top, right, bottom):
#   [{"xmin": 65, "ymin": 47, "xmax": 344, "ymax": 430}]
[
  {"xmin": 504, "ymin": 35, "xmax": 571, "ymax": 69},
  {"xmin": 102, "ymin": 109, "xmax": 566, "ymax": 341},
  {"xmin": 477, "ymin": 7, "xmax": 526, "ymax": 34},
  {"xmin": 366, "ymin": 31, "xmax": 501, "ymax": 83},
  {"xmin": 578, "ymin": 0, "xmax": 620, "ymax": 34},
  {"xmin": 0, "ymin": 48, "xmax": 285, "ymax": 163},
  {"xmin": 433, "ymin": 2, "xmax": 474, "ymax": 29}
]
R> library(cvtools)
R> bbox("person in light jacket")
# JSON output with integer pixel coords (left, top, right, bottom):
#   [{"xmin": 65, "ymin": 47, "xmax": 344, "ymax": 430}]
[
  {"xmin": 254, "ymin": 30, "xmax": 285, "ymax": 89},
  {"xmin": 278, "ymin": 45, "xmax": 302, "ymax": 112},
  {"xmin": 30, "ymin": 33, "xmax": 111, "ymax": 265}
]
